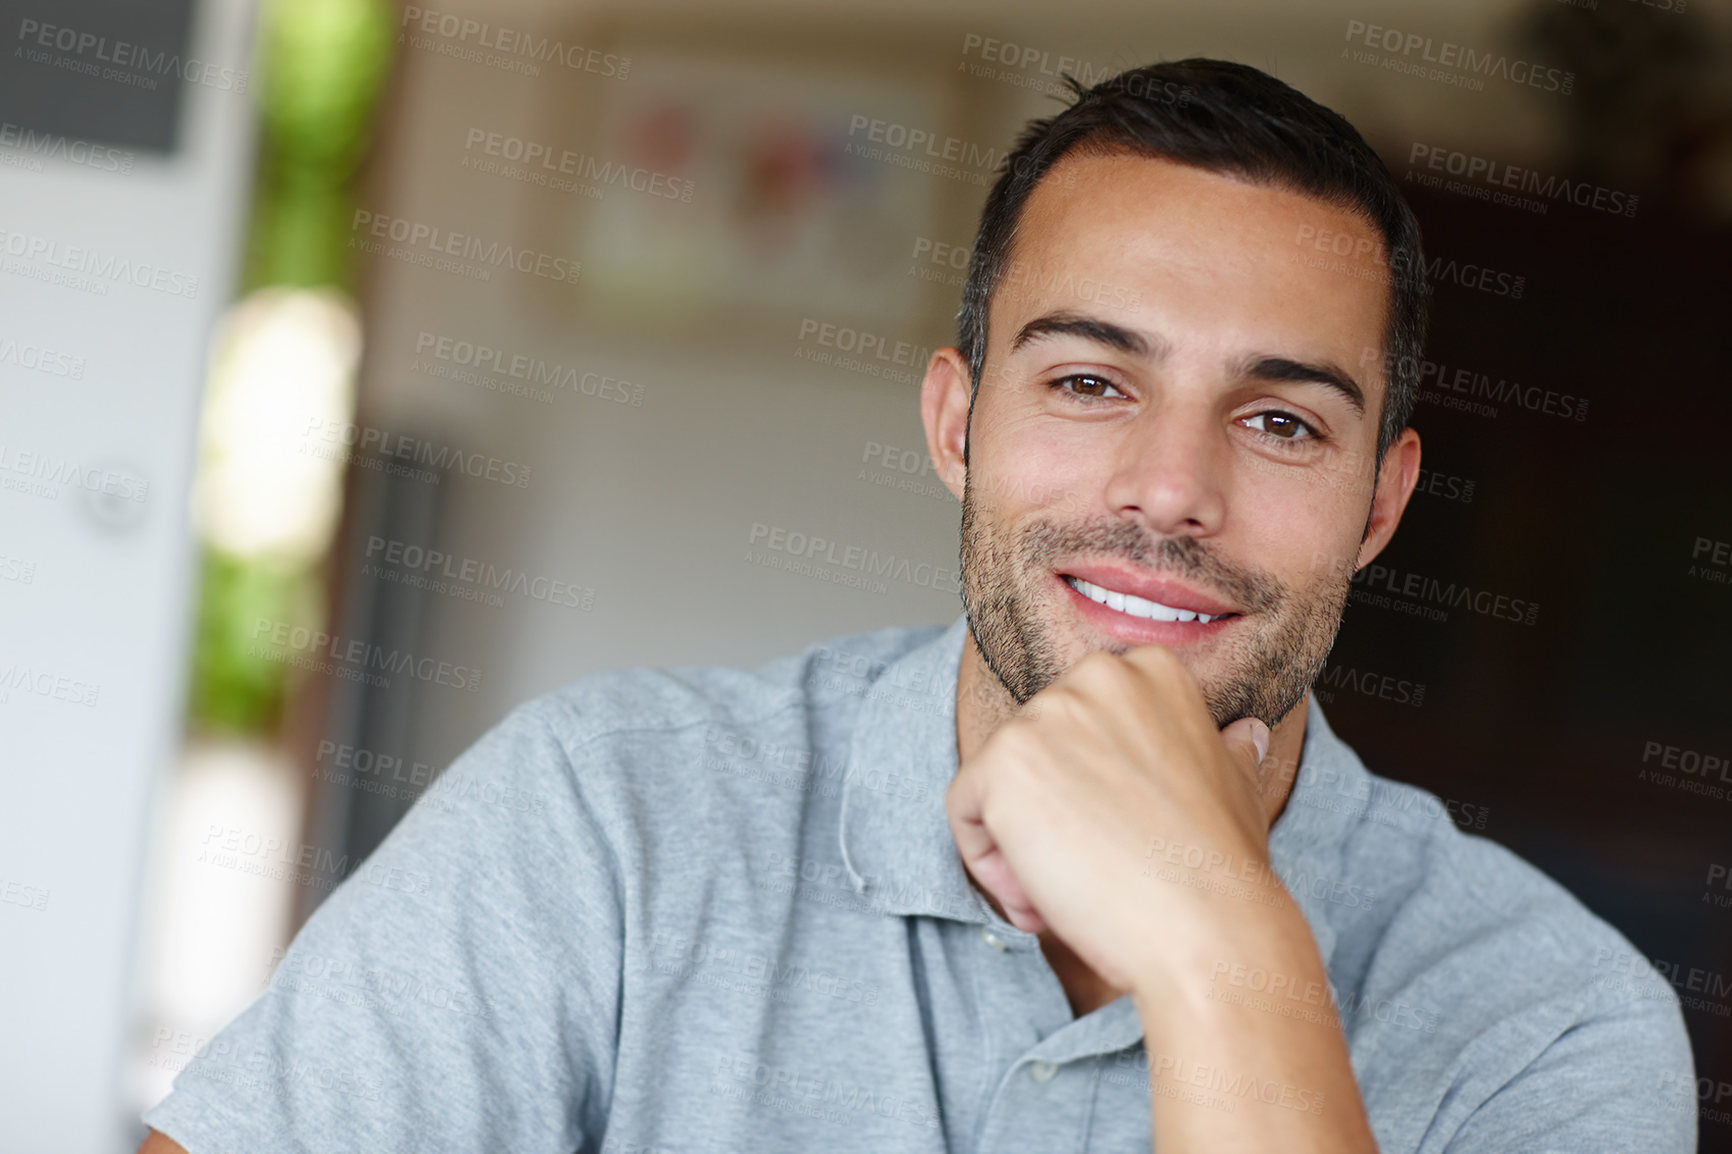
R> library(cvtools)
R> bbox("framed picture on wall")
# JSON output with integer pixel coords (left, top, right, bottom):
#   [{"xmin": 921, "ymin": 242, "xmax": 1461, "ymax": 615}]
[{"xmin": 559, "ymin": 43, "xmax": 949, "ymax": 331}]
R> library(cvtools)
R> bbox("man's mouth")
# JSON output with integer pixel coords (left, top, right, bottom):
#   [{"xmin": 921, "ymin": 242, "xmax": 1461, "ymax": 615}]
[
  {"xmin": 1060, "ymin": 572, "xmax": 1242, "ymax": 626},
  {"xmin": 1063, "ymin": 575, "xmax": 1231, "ymax": 623}
]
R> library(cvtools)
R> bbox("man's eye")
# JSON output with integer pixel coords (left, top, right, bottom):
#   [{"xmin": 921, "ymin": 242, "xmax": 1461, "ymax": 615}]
[
  {"xmin": 1052, "ymin": 374, "xmax": 1126, "ymax": 400},
  {"xmin": 1244, "ymin": 411, "xmax": 1319, "ymax": 442}
]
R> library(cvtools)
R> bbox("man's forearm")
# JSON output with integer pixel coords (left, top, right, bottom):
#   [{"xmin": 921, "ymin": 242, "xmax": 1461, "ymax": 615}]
[{"xmin": 1131, "ymin": 897, "xmax": 1379, "ymax": 1153}]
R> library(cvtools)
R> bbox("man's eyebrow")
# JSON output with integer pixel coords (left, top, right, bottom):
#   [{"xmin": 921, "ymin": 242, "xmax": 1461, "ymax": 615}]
[
  {"xmin": 1242, "ymin": 355, "xmax": 1366, "ymax": 417},
  {"xmin": 1010, "ymin": 312, "xmax": 1158, "ymax": 359}
]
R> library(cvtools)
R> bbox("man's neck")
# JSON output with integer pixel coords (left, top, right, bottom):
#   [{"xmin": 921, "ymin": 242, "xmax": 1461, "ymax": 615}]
[{"xmin": 953, "ymin": 633, "xmax": 1309, "ymax": 826}]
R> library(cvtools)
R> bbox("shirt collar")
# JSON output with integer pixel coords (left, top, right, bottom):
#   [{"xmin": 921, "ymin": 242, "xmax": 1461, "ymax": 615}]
[
  {"xmin": 837, "ymin": 615, "xmax": 987, "ymax": 925},
  {"xmin": 836, "ymin": 611, "xmax": 1364, "ymax": 971}
]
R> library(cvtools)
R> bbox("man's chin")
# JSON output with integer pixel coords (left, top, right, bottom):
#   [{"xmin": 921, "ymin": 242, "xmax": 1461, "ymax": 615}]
[
  {"xmin": 1055, "ymin": 620, "xmax": 1225, "ymax": 686},
  {"xmin": 1056, "ymin": 621, "xmax": 1279, "ymax": 722}
]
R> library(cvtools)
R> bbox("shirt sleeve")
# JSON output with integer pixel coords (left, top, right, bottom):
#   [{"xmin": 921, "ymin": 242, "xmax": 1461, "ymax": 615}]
[
  {"xmin": 1440, "ymin": 989, "xmax": 1697, "ymax": 1154},
  {"xmin": 141, "ymin": 703, "xmax": 626, "ymax": 1154}
]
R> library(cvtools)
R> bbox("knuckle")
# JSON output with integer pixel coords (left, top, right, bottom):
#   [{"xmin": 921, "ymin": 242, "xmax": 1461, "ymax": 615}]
[
  {"xmin": 1131, "ymin": 643, "xmax": 1181, "ymax": 674},
  {"xmin": 1065, "ymin": 651, "xmax": 1130, "ymax": 693},
  {"xmin": 986, "ymin": 716, "xmax": 1038, "ymax": 759},
  {"xmin": 1030, "ymin": 686, "xmax": 1089, "ymax": 727}
]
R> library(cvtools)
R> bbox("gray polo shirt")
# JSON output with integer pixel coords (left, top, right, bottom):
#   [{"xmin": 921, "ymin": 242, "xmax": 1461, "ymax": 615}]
[{"xmin": 143, "ymin": 614, "xmax": 1697, "ymax": 1153}]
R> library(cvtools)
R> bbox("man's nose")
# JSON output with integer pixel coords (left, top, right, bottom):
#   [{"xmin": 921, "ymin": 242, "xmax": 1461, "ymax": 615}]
[{"xmin": 1101, "ymin": 403, "xmax": 1229, "ymax": 537}]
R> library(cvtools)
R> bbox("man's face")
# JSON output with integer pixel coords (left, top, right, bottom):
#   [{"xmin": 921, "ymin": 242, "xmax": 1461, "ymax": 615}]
[{"xmin": 949, "ymin": 150, "xmax": 1407, "ymax": 729}]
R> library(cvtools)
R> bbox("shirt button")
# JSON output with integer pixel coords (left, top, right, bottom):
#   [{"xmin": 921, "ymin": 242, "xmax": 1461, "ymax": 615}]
[
  {"xmin": 1028, "ymin": 1061, "xmax": 1058, "ymax": 1083},
  {"xmin": 978, "ymin": 927, "xmax": 1008, "ymax": 951}
]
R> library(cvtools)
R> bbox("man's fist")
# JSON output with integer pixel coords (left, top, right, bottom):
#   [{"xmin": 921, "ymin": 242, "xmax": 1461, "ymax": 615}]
[{"xmin": 945, "ymin": 644, "xmax": 1280, "ymax": 996}]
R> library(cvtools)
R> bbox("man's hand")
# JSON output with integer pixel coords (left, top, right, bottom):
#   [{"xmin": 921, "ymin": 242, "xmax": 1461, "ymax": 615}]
[
  {"xmin": 945, "ymin": 643, "xmax": 1379, "ymax": 1152},
  {"xmin": 945, "ymin": 643, "xmax": 1277, "ymax": 997}
]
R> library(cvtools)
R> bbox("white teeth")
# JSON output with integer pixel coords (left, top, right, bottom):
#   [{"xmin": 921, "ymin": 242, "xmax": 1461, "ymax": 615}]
[{"xmin": 1067, "ymin": 576, "xmax": 1219, "ymax": 624}]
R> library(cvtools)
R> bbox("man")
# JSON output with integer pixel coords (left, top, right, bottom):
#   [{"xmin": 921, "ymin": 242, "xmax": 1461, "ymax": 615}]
[{"xmin": 140, "ymin": 59, "xmax": 1695, "ymax": 1153}]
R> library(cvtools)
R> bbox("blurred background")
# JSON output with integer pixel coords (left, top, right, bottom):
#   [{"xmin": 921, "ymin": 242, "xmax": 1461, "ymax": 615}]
[{"xmin": 1, "ymin": 0, "xmax": 1729, "ymax": 1149}]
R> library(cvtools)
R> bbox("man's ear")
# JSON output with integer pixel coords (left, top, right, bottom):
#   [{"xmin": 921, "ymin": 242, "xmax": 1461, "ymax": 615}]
[
  {"xmin": 1356, "ymin": 427, "xmax": 1422, "ymax": 570},
  {"xmin": 921, "ymin": 346, "xmax": 973, "ymax": 503}
]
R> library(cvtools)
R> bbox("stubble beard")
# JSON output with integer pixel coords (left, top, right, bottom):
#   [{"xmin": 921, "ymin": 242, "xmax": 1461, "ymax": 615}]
[{"xmin": 958, "ymin": 470, "xmax": 1355, "ymax": 730}]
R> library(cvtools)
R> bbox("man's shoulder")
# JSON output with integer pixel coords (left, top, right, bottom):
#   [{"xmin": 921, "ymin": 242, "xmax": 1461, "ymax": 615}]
[
  {"xmin": 1314, "ymin": 758, "xmax": 1697, "ymax": 1145},
  {"xmin": 512, "ymin": 620, "xmax": 949, "ymax": 749},
  {"xmin": 1302, "ymin": 741, "xmax": 1692, "ymax": 1098},
  {"xmin": 1336, "ymin": 766, "xmax": 1652, "ymax": 999},
  {"xmin": 471, "ymin": 620, "xmax": 949, "ymax": 800}
]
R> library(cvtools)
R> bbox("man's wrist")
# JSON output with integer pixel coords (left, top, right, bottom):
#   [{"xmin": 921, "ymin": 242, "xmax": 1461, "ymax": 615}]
[{"xmin": 1127, "ymin": 887, "xmax": 1325, "ymax": 1038}]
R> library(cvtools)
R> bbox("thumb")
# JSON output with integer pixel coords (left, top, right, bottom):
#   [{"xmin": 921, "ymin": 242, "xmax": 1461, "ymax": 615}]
[{"xmin": 1220, "ymin": 715, "xmax": 1270, "ymax": 771}]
